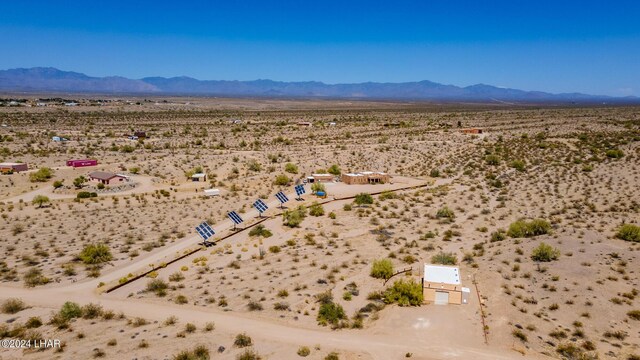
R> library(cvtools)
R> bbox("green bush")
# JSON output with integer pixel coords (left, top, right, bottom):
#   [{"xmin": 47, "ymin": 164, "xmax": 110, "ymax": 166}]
[
  {"xmin": 383, "ymin": 279, "xmax": 423, "ymax": 306},
  {"xmin": 23, "ymin": 268, "xmax": 49, "ymax": 287},
  {"xmin": 531, "ymin": 242, "xmax": 560, "ymax": 262},
  {"xmin": 311, "ymin": 182, "xmax": 326, "ymax": 194},
  {"xmin": 236, "ymin": 349, "xmax": 261, "ymax": 360},
  {"xmin": 429, "ymin": 169, "xmax": 440, "ymax": 178},
  {"xmin": 616, "ymin": 224, "xmax": 640, "ymax": 242},
  {"xmin": 297, "ymin": 346, "xmax": 311, "ymax": 357},
  {"xmin": 431, "ymin": 251, "xmax": 457, "ymax": 265},
  {"xmin": 435, "ymin": 206, "xmax": 455, "ymax": 220},
  {"xmin": 59, "ymin": 301, "xmax": 82, "ymax": 320},
  {"xmin": 485, "ymin": 155, "xmax": 500, "ymax": 165},
  {"xmin": 510, "ymin": 160, "xmax": 526, "ymax": 171},
  {"xmin": 284, "ymin": 163, "xmax": 299, "ymax": 174},
  {"xmin": 32, "ymin": 195, "xmax": 50, "ymax": 208},
  {"xmin": 53, "ymin": 180, "xmax": 64, "ymax": 189},
  {"xmin": 78, "ymin": 243, "xmax": 112, "ymax": 265},
  {"xmin": 29, "ymin": 167, "xmax": 53, "ymax": 182},
  {"xmin": 605, "ymin": 149, "xmax": 624, "ymax": 158},
  {"xmin": 317, "ymin": 302, "xmax": 346, "ymax": 326},
  {"xmin": 282, "ymin": 206, "xmax": 307, "ymax": 228},
  {"xmin": 173, "ymin": 344, "xmax": 210, "ymax": 360},
  {"xmin": 370, "ymin": 259, "xmax": 394, "ymax": 279},
  {"xmin": 234, "ymin": 333, "xmax": 253, "ymax": 348},
  {"xmin": 249, "ymin": 225, "xmax": 272, "ymax": 238},
  {"xmin": 309, "ymin": 202, "xmax": 325, "ymax": 216},
  {"xmin": 274, "ymin": 174, "xmax": 291, "ymax": 186},
  {"xmin": 327, "ymin": 164, "xmax": 341, "ymax": 175},
  {"xmin": 354, "ymin": 193, "xmax": 374, "ymax": 207},
  {"xmin": 627, "ymin": 310, "xmax": 640, "ymax": 320},
  {"xmin": 146, "ymin": 278, "xmax": 168, "ymax": 296},
  {"xmin": 324, "ymin": 353, "xmax": 340, "ymax": 360},
  {"xmin": 77, "ymin": 191, "xmax": 92, "ymax": 199},
  {"xmin": 507, "ymin": 219, "xmax": 551, "ymax": 238},
  {"xmin": 97, "ymin": 182, "xmax": 105, "ymax": 190}
]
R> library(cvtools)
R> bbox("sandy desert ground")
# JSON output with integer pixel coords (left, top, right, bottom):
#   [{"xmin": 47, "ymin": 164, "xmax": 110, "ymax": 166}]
[{"xmin": 0, "ymin": 98, "xmax": 638, "ymax": 360}]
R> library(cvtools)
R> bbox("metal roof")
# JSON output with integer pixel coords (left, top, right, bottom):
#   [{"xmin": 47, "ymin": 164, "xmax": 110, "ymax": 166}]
[
  {"xmin": 423, "ymin": 264, "xmax": 461, "ymax": 285},
  {"xmin": 88, "ymin": 171, "xmax": 120, "ymax": 181}
]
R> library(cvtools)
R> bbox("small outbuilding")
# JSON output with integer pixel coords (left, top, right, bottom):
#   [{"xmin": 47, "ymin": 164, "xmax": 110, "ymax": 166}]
[
  {"xmin": 204, "ymin": 188, "xmax": 220, "ymax": 196},
  {"xmin": 88, "ymin": 171, "xmax": 127, "ymax": 185},
  {"xmin": 134, "ymin": 131, "xmax": 147, "ymax": 138},
  {"xmin": 461, "ymin": 128, "xmax": 483, "ymax": 134},
  {"xmin": 306, "ymin": 173, "xmax": 334, "ymax": 183},
  {"xmin": 67, "ymin": 159, "xmax": 98, "ymax": 168},
  {"xmin": 0, "ymin": 162, "xmax": 28, "ymax": 174},
  {"xmin": 422, "ymin": 264, "xmax": 470, "ymax": 305},
  {"xmin": 191, "ymin": 173, "xmax": 207, "ymax": 182}
]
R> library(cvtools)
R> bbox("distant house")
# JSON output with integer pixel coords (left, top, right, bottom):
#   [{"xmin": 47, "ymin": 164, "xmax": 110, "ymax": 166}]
[
  {"xmin": 0, "ymin": 162, "xmax": 28, "ymax": 174},
  {"xmin": 341, "ymin": 171, "xmax": 390, "ymax": 185},
  {"xmin": 204, "ymin": 188, "xmax": 220, "ymax": 196},
  {"xmin": 64, "ymin": 102, "xmax": 78, "ymax": 107},
  {"xmin": 297, "ymin": 121, "xmax": 313, "ymax": 127},
  {"xmin": 191, "ymin": 173, "xmax": 207, "ymax": 182},
  {"xmin": 461, "ymin": 128, "xmax": 483, "ymax": 134},
  {"xmin": 88, "ymin": 171, "xmax": 127, "ymax": 185},
  {"xmin": 52, "ymin": 136, "xmax": 69, "ymax": 142},
  {"xmin": 134, "ymin": 131, "xmax": 147, "ymax": 138},
  {"xmin": 422, "ymin": 264, "xmax": 470, "ymax": 305}
]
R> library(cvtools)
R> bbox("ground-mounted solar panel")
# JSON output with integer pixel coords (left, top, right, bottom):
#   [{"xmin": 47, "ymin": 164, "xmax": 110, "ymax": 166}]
[
  {"xmin": 295, "ymin": 184, "xmax": 306, "ymax": 197},
  {"xmin": 275, "ymin": 191, "xmax": 289, "ymax": 204},
  {"xmin": 195, "ymin": 221, "xmax": 215, "ymax": 241},
  {"xmin": 227, "ymin": 211, "xmax": 244, "ymax": 225},
  {"xmin": 253, "ymin": 199, "xmax": 268, "ymax": 214}
]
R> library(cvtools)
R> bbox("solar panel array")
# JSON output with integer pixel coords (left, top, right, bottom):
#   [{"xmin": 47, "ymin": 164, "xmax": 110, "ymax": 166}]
[
  {"xmin": 195, "ymin": 222, "xmax": 215, "ymax": 241},
  {"xmin": 253, "ymin": 199, "xmax": 268, "ymax": 213},
  {"xmin": 295, "ymin": 184, "xmax": 306, "ymax": 196},
  {"xmin": 227, "ymin": 211, "xmax": 244, "ymax": 224},
  {"xmin": 275, "ymin": 191, "xmax": 289, "ymax": 204}
]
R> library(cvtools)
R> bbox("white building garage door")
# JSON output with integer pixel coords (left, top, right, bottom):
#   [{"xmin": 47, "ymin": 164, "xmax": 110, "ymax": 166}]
[{"xmin": 435, "ymin": 291, "xmax": 449, "ymax": 305}]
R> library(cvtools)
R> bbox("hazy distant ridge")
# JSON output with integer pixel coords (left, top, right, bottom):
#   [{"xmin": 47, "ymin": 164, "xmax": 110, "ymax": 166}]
[{"xmin": 0, "ymin": 67, "xmax": 632, "ymax": 102}]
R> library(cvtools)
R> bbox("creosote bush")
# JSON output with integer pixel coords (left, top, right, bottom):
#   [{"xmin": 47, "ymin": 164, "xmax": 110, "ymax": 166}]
[
  {"xmin": 383, "ymin": 279, "xmax": 423, "ymax": 306},
  {"xmin": 431, "ymin": 251, "xmax": 457, "ymax": 265},
  {"xmin": 370, "ymin": 259, "xmax": 394, "ymax": 279},
  {"xmin": 507, "ymin": 219, "xmax": 551, "ymax": 238},
  {"xmin": 531, "ymin": 242, "xmax": 560, "ymax": 262},
  {"xmin": 78, "ymin": 243, "xmax": 113, "ymax": 265},
  {"xmin": 616, "ymin": 224, "xmax": 640, "ymax": 242},
  {"xmin": 1, "ymin": 298, "xmax": 26, "ymax": 314}
]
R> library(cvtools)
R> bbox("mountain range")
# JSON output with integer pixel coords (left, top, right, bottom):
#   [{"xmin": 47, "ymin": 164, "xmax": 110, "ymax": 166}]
[{"xmin": 0, "ymin": 67, "xmax": 636, "ymax": 103}]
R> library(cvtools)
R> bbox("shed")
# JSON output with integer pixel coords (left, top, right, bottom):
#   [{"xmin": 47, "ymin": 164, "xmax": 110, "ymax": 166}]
[
  {"xmin": 134, "ymin": 131, "xmax": 147, "ymax": 138},
  {"xmin": 461, "ymin": 128, "xmax": 483, "ymax": 134},
  {"xmin": 0, "ymin": 162, "xmax": 28, "ymax": 173},
  {"xmin": 307, "ymin": 173, "xmax": 334, "ymax": 183},
  {"xmin": 191, "ymin": 173, "xmax": 207, "ymax": 182},
  {"xmin": 422, "ymin": 264, "xmax": 469, "ymax": 305},
  {"xmin": 67, "ymin": 159, "xmax": 98, "ymax": 168}
]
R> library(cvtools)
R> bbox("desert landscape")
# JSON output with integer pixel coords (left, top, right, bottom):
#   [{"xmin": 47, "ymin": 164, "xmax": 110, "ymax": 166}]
[{"xmin": 0, "ymin": 98, "xmax": 637, "ymax": 360}]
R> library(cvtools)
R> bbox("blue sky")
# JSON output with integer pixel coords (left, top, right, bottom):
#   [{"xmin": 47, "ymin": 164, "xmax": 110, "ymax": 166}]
[{"xmin": 1, "ymin": 1, "xmax": 639, "ymax": 96}]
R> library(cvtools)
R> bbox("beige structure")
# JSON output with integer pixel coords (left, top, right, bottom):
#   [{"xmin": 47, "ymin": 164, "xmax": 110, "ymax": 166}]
[
  {"xmin": 341, "ymin": 171, "xmax": 390, "ymax": 185},
  {"xmin": 422, "ymin": 264, "xmax": 470, "ymax": 305},
  {"xmin": 88, "ymin": 171, "xmax": 128, "ymax": 185},
  {"xmin": 307, "ymin": 173, "xmax": 334, "ymax": 183}
]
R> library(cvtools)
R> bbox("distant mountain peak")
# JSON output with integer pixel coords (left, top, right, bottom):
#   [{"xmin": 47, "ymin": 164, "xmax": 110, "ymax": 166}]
[{"xmin": 0, "ymin": 67, "xmax": 634, "ymax": 103}]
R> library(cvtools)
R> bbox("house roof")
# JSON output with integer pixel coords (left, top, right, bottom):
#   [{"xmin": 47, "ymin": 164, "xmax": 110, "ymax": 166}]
[
  {"xmin": 88, "ymin": 171, "xmax": 120, "ymax": 181},
  {"xmin": 424, "ymin": 264, "xmax": 461, "ymax": 285},
  {"xmin": 192, "ymin": 173, "xmax": 206, "ymax": 178}
]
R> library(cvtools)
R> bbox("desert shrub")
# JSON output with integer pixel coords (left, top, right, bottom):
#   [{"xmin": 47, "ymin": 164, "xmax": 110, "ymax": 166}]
[
  {"xmin": 249, "ymin": 225, "xmax": 272, "ymax": 238},
  {"xmin": 81, "ymin": 303, "xmax": 103, "ymax": 319},
  {"xmin": 146, "ymin": 278, "xmax": 168, "ymax": 296},
  {"xmin": 173, "ymin": 344, "xmax": 210, "ymax": 360},
  {"xmin": 268, "ymin": 245, "xmax": 281, "ymax": 253},
  {"xmin": 59, "ymin": 301, "xmax": 82, "ymax": 320},
  {"xmin": 370, "ymin": 259, "xmax": 394, "ymax": 279},
  {"xmin": 510, "ymin": 160, "xmax": 526, "ymax": 171},
  {"xmin": 77, "ymin": 191, "xmax": 92, "ymax": 199},
  {"xmin": 29, "ymin": 167, "xmax": 53, "ymax": 182},
  {"xmin": 327, "ymin": 164, "xmax": 341, "ymax": 175},
  {"xmin": 23, "ymin": 268, "xmax": 49, "ymax": 287},
  {"xmin": 284, "ymin": 163, "xmax": 299, "ymax": 174},
  {"xmin": 311, "ymin": 182, "xmax": 326, "ymax": 194},
  {"xmin": 32, "ymin": 195, "xmax": 50, "ymax": 208},
  {"xmin": 169, "ymin": 272, "xmax": 185, "ymax": 282},
  {"xmin": 247, "ymin": 159, "xmax": 262, "ymax": 172},
  {"xmin": 490, "ymin": 230, "xmax": 506, "ymax": 242},
  {"xmin": 283, "ymin": 206, "xmax": 307, "ymax": 228},
  {"xmin": 25, "ymin": 317, "xmax": 42, "ymax": 328},
  {"xmin": 53, "ymin": 180, "xmax": 64, "ymax": 189},
  {"xmin": 354, "ymin": 193, "xmax": 374, "ymax": 207},
  {"xmin": 309, "ymin": 202, "xmax": 325, "ymax": 216},
  {"xmin": 435, "ymin": 206, "xmax": 455, "ymax": 220},
  {"xmin": 616, "ymin": 224, "xmax": 640, "ymax": 242},
  {"xmin": 297, "ymin": 346, "xmax": 311, "ymax": 357},
  {"xmin": 236, "ymin": 349, "xmax": 261, "ymax": 360},
  {"xmin": 507, "ymin": 219, "xmax": 551, "ymax": 238},
  {"xmin": 234, "ymin": 333, "xmax": 253, "ymax": 347},
  {"xmin": 627, "ymin": 310, "xmax": 640, "ymax": 320},
  {"xmin": 431, "ymin": 251, "xmax": 457, "ymax": 265},
  {"xmin": 175, "ymin": 295, "xmax": 188, "ymax": 304},
  {"xmin": 512, "ymin": 329, "xmax": 527, "ymax": 342},
  {"xmin": 531, "ymin": 242, "xmax": 560, "ymax": 262},
  {"xmin": 274, "ymin": 174, "xmax": 290, "ymax": 186},
  {"xmin": 247, "ymin": 300, "xmax": 263, "ymax": 311},
  {"xmin": 485, "ymin": 155, "xmax": 500, "ymax": 165},
  {"xmin": 317, "ymin": 302, "xmax": 346, "ymax": 326},
  {"xmin": 1, "ymin": 298, "xmax": 26, "ymax": 314},
  {"xmin": 324, "ymin": 353, "xmax": 340, "ymax": 360},
  {"xmin": 378, "ymin": 190, "xmax": 396, "ymax": 200},
  {"xmin": 343, "ymin": 204, "xmax": 352, "ymax": 211},
  {"xmin": 383, "ymin": 279, "xmax": 423, "ymax": 306},
  {"xmin": 605, "ymin": 149, "xmax": 624, "ymax": 158},
  {"xmin": 97, "ymin": 182, "xmax": 105, "ymax": 189},
  {"xmin": 429, "ymin": 169, "xmax": 440, "ymax": 177},
  {"xmin": 78, "ymin": 243, "xmax": 112, "ymax": 265}
]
